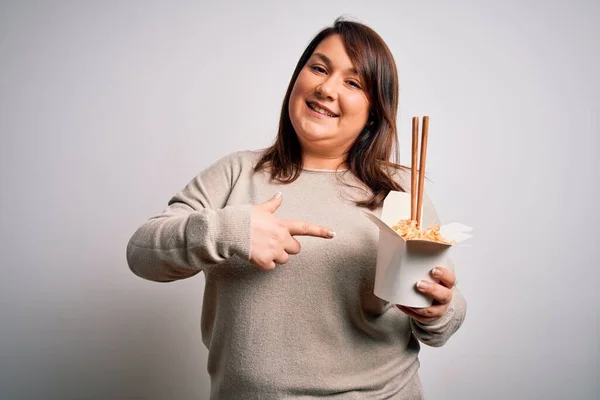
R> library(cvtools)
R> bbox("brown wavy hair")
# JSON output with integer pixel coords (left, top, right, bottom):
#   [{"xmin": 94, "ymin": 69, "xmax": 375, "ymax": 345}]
[{"xmin": 255, "ymin": 17, "xmax": 406, "ymax": 210}]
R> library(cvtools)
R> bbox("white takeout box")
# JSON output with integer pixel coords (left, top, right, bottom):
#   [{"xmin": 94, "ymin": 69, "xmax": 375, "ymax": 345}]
[{"xmin": 363, "ymin": 191, "xmax": 472, "ymax": 308}]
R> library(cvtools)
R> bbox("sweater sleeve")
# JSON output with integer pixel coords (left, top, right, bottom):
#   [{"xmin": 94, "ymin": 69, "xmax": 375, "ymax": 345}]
[
  {"xmin": 126, "ymin": 153, "xmax": 252, "ymax": 282},
  {"xmin": 409, "ymin": 193, "xmax": 468, "ymax": 347}
]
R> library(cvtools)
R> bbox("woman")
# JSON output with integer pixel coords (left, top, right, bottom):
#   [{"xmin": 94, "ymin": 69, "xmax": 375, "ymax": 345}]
[{"xmin": 127, "ymin": 17, "xmax": 466, "ymax": 399}]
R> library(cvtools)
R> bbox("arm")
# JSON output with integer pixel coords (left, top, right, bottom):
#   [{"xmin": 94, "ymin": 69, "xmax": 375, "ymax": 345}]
[
  {"xmin": 409, "ymin": 264, "xmax": 467, "ymax": 347},
  {"xmin": 408, "ymin": 195, "xmax": 468, "ymax": 347},
  {"xmin": 126, "ymin": 153, "xmax": 251, "ymax": 282}
]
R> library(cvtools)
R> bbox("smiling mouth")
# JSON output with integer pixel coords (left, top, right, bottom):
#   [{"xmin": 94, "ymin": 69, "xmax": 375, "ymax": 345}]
[{"xmin": 306, "ymin": 101, "xmax": 339, "ymax": 118}]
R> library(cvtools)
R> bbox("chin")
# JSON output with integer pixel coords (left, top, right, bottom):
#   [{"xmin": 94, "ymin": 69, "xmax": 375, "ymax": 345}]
[
  {"xmin": 293, "ymin": 117, "xmax": 333, "ymax": 140},
  {"xmin": 296, "ymin": 127, "xmax": 334, "ymax": 143}
]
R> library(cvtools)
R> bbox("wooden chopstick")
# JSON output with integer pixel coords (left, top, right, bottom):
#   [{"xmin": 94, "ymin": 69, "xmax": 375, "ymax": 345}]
[
  {"xmin": 411, "ymin": 117, "xmax": 419, "ymax": 222},
  {"xmin": 415, "ymin": 116, "xmax": 429, "ymax": 228},
  {"xmin": 410, "ymin": 116, "xmax": 429, "ymax": 228}
]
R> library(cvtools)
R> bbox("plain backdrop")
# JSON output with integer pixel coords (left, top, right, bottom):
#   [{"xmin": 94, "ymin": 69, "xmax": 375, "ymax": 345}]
[{"xmin": 1, "ymin": 1, "xmax": 598, "ymax": 399}]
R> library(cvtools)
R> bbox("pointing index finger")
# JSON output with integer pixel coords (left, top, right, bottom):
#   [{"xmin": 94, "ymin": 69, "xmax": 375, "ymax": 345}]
[{"xmin": 281, "ymin": 219, "xmax": 335, "ymax": 239}]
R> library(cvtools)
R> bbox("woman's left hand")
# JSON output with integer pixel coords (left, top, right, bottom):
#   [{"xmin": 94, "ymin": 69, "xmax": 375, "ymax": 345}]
[{"xmin": 396, "ymin": 266, "xmax": 456, "ymax": 324}]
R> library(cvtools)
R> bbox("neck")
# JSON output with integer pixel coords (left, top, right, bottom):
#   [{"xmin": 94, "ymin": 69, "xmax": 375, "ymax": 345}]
[{"xmin": 301, "ymin": 150, "xmax": 348, "ymax": 170}]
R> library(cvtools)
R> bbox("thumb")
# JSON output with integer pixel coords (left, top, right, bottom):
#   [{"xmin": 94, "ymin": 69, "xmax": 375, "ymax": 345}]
[{"xmin": 258, "ymin": 192, "xmax": 283, "ymax": 214}]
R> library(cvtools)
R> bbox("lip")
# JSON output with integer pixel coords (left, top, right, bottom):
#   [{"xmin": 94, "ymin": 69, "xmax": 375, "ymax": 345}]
[{"xmin": 306, "ymin": 101, "xmax": 339, "ymax": 118}]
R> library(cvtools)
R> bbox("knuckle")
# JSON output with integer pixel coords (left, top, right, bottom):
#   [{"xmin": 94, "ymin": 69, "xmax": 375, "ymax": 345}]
[
  {"xmin": 444, "ymin": 271, "xmax": 456, "ymax": 284},
  {"xmin": 259, "ymin": 257, "xmax": 271, "ymax": 267},
  {"xmin": 287, "ymin": 240, "xmax": 301, "ymax": 255},
  {"xmin": 286, "ymin": 247, "xmax": 297, "ymax": 255},
  {"xmin": 277, "ymin": 227, "xmax": 289, "ymax": 240},
  {"xmin": 443, "ymin": 291, "xmax": 453, "ymax": 304},
  {"xmin": 422, "ymin": 308, "xmax": 434, "ymax": 317},
  {"xmin": 264, "ymin": 262, "xmax": 275, "ymax": 271},
  {"xmin": 294, "ymin": 242, "xmax": 302, "ymax": 254},
  {"xmin": 270, "ymin": 247, "xmax": 281, "ymax": 258},
  {"xmin": 272, "ymin": 226, "xmax": 281, "ymax": 236},
  {"xmin": 301, "ymin": 222, "xmax": 310, "ymax": 235}
]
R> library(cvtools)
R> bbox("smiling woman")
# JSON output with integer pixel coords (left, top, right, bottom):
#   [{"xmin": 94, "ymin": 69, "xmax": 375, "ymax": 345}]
[
  {"xmin": 257, "ymin": 19, "xmax": 402, "ymax": 209},
  {"xmin": 126, "ymin": 16, "xmax": 466, "ymax": 400},
  {"xmin": 289, "ymin": 36, "xmax": 371, "ymax": 163}
]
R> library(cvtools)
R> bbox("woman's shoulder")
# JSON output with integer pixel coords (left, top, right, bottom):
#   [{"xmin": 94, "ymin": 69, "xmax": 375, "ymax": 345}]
[
  {"xmin": 210, "ymin": 148, "xmax": 267, "ymax": 171},
  {"xmin": 187, "ymin": 149, "xmax": 267, "ymax": 185}
]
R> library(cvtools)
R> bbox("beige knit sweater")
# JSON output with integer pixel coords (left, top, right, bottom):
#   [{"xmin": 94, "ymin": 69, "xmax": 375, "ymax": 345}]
[{"xmin": 126, "ymin": 149, "xmax": 466, "ymax": 399}]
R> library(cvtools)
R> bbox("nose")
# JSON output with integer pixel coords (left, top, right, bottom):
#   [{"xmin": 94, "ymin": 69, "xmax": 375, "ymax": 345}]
[{"xmin": 315, "ymin": 76, "xmax": 338, "ymax": 101}]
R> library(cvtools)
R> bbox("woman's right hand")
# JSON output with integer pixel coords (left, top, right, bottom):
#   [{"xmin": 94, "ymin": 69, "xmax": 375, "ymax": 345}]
[{"xmin": 249, "ymin": 192, "xmax": 335, "ymax": 270}]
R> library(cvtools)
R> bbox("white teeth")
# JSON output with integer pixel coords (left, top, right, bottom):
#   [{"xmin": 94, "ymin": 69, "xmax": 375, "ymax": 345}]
[{"xmin": 309, "ymin": 103, "xmax": 336, "ymax": 117}]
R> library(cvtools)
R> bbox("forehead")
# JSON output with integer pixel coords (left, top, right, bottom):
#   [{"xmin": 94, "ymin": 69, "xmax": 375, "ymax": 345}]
[{"xmin": 311, "ymin": 34, "xmax": 356, "ymax": 71}]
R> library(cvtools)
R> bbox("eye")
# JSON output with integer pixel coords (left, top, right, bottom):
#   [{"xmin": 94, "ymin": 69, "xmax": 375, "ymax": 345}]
[
  {"xmin": 347, "ymin": 80, "xmax": 362, "ymax": 89},
  {"xmin": 310, "ymin": 64, "xmax": 327, "ymax": 74}
]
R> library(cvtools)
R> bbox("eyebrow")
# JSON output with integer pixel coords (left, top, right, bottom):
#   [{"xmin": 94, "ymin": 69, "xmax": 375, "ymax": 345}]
[{"xmin": 312, "ymin": 52, "xmax": 358, "ymax": 75}]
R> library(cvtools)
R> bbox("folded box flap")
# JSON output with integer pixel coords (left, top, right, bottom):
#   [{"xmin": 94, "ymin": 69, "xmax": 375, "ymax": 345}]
[
  {"xmin": 362, "ymin": 211, "xmax": 399, "ymax": 237},
  {"xmin": 365, "ymin": 192, "xmax": 474, "ymax": 244},
  {"xmin": 406, "ymin": 239, "xmax": 452, "ymax": 253},
  {"xmin": 439, "ymin": 222, "xmax": 473, "ymax": 243},
  {"xmin": 381, "ymin": 191, "xmax": 416, "ymax": 227}
]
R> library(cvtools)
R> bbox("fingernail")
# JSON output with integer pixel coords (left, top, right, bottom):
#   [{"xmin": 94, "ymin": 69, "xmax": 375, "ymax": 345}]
[
  {"xmin": 416, "ymin": 280, "xmax": 430, "ymax": 291},
  {"xmin": 274, "ymin": 191, "xmax": 282, "ymax": 198},
  {"xmin": 328, "ymin": 231, "xmax": 336, "ymax": 238},
  {"xmin": 432, "ymin": 267, "xmax": 442, "ymax": 277}
]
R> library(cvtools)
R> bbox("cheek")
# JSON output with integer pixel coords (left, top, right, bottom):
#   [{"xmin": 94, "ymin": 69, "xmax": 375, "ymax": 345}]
[
  {"xmin": 289, "ymin": 75, "xmax": 310, "ymax": 112},
  {"xmin": 341, "ymin": 95, "xmax": 370, "ymax": 122},
  {"xmin": 291, "ymin": 71, "xmax": 312, "ymax": 97},
  {"xmin": 289, "ymin": 86, "xmax": 303, "ymax": 118}
]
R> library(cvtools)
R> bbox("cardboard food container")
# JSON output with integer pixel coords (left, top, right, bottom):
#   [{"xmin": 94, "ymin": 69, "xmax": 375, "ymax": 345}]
[{"xmin": 363, "ymin": 191, "xmax": 473, "ymax": 308}]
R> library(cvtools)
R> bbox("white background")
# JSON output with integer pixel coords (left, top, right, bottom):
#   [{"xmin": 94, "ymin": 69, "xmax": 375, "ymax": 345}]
[{"xmin": 1, "ymin": 1, "xmax": 598, "ymax": 399}]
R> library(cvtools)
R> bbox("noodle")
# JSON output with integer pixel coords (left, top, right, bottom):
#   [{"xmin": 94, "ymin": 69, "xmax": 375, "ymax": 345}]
[{"xmin": 392, "ymin": 219, "xmax": 454, "ymax": 245}]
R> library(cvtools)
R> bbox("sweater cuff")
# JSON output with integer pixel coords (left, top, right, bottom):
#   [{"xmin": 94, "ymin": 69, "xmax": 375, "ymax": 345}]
[
  {"xmin": 186, "ymin": 204, "xmax": 252, "ymax": 263},
  {"xmin": 414, "ymin": 300, "xmax": 456, "ymax": 332},
  {"xmin": 212, "ymin": 205, "xmax": 252, "ymax": 261}
]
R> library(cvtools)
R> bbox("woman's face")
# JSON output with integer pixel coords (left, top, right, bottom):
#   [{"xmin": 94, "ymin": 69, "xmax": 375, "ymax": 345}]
[{"xmin": 288, "ymin": 34, "xmax": 370, "ymax": 159}]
